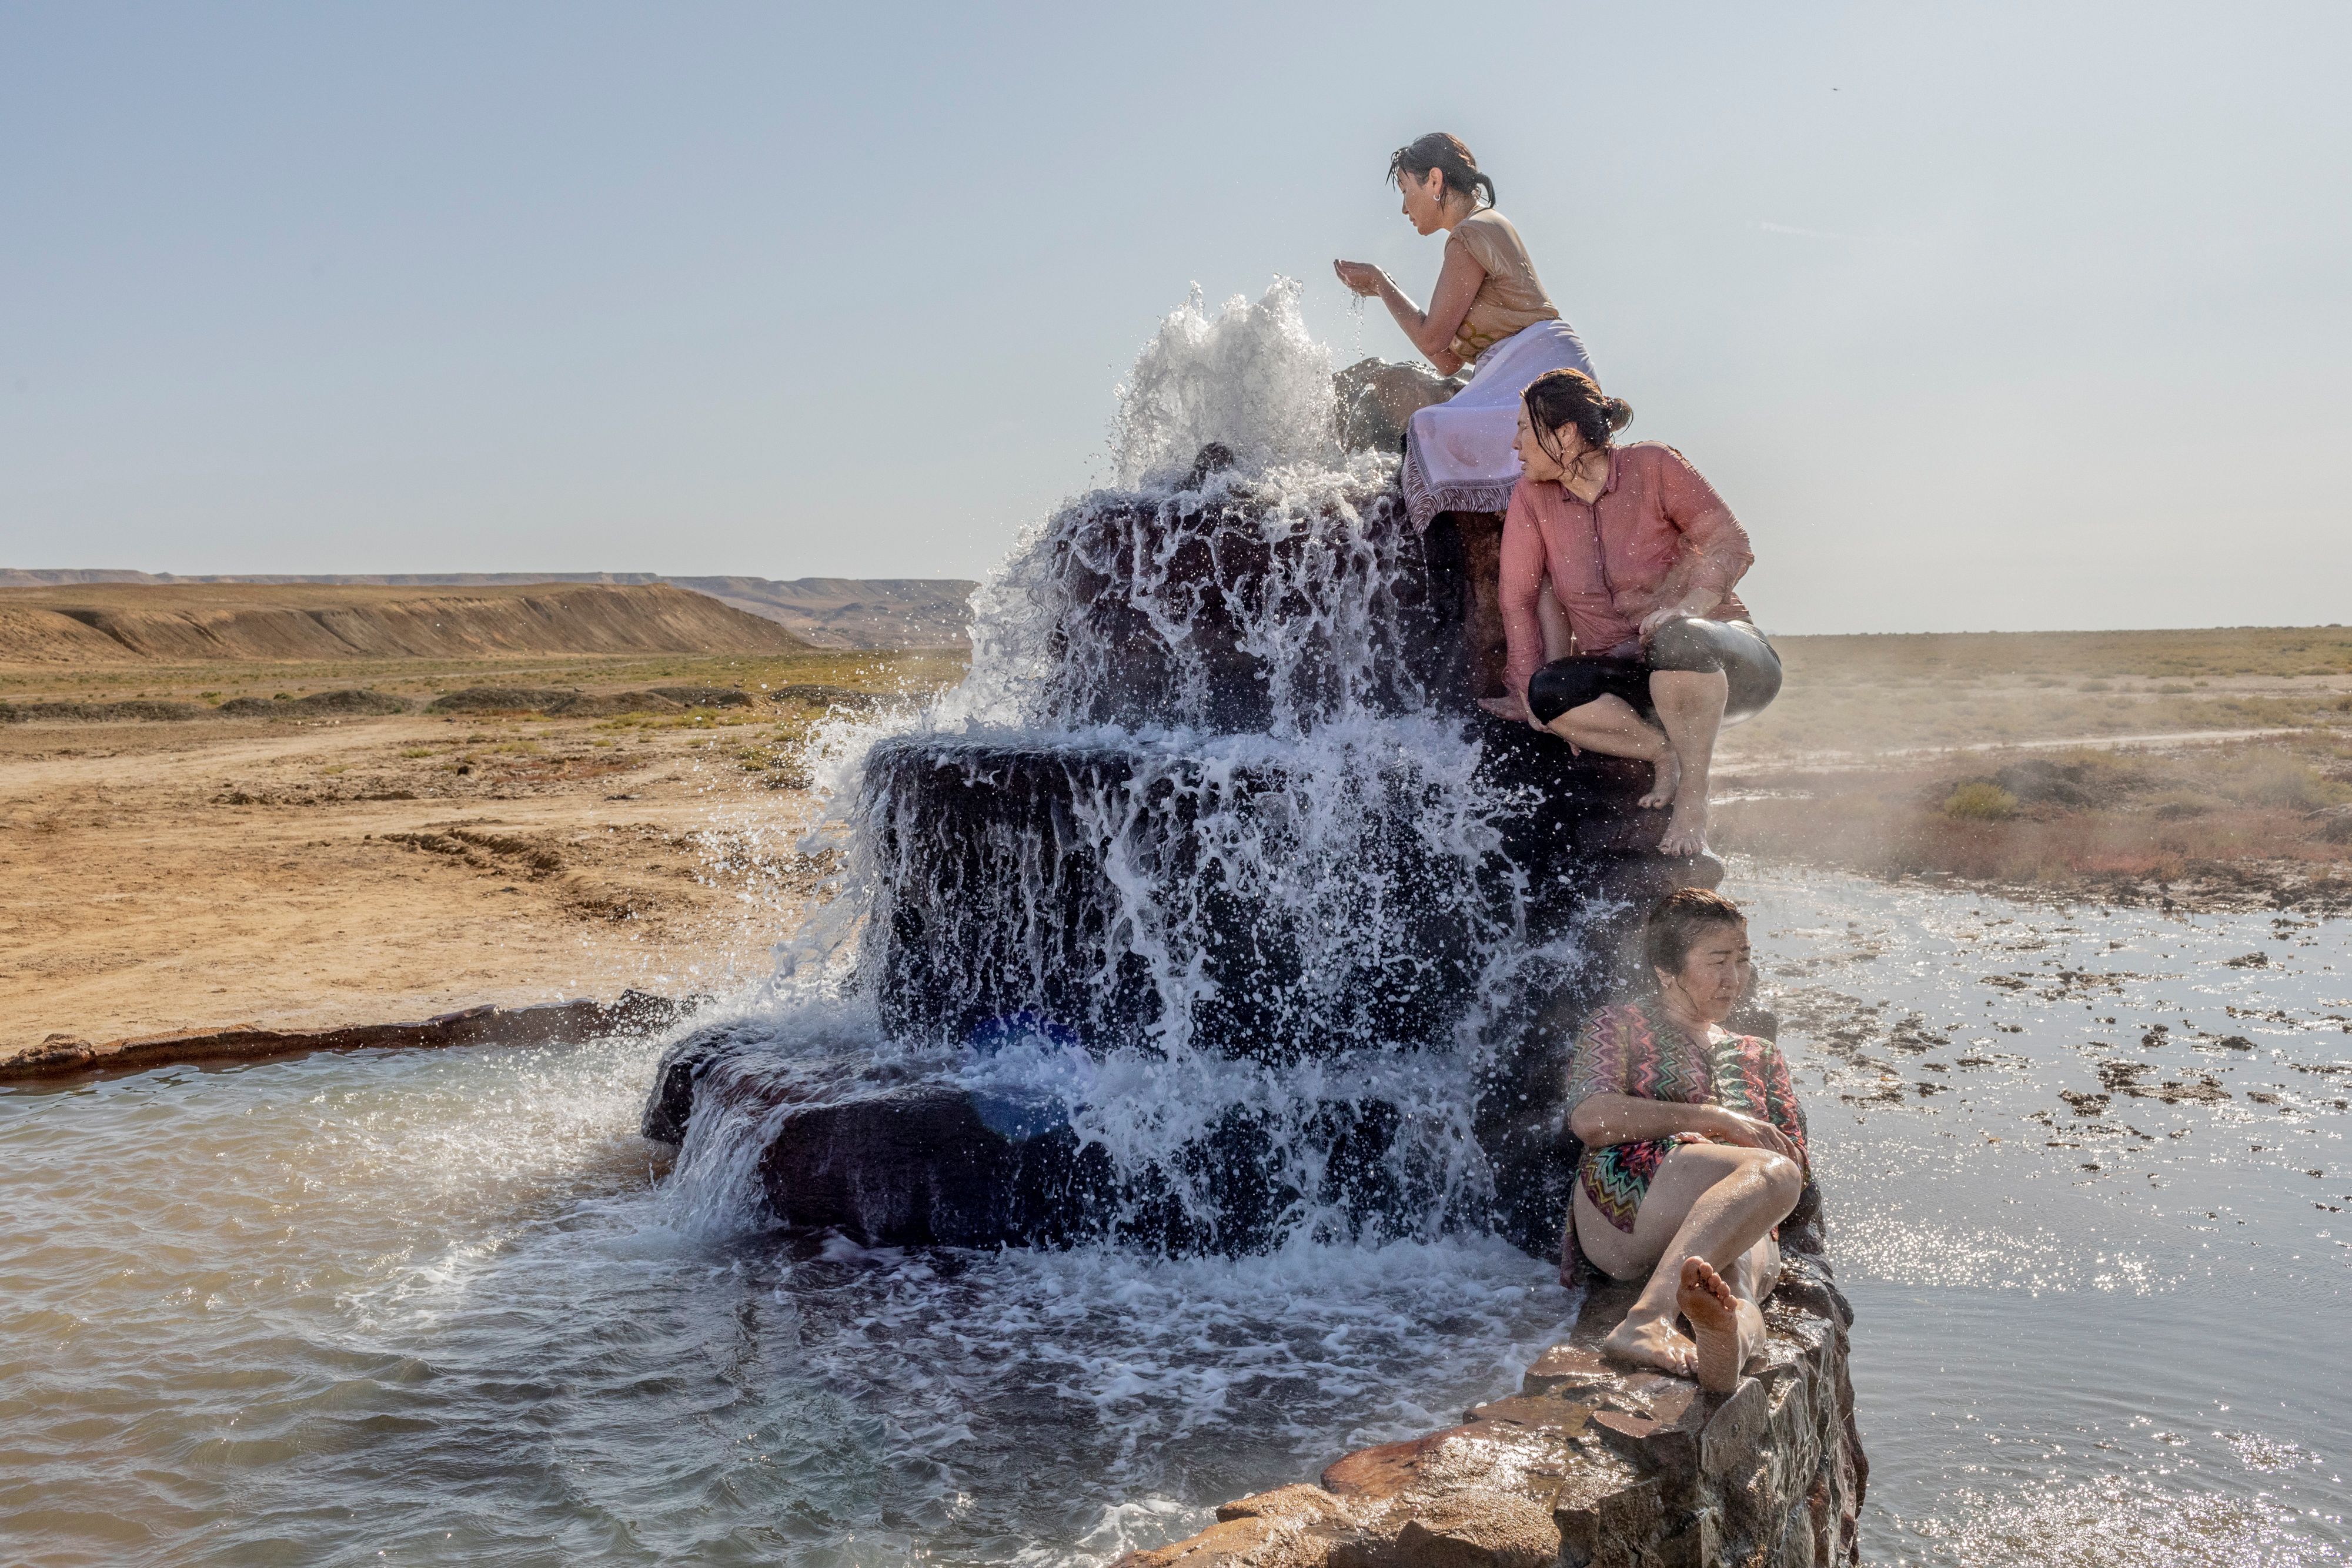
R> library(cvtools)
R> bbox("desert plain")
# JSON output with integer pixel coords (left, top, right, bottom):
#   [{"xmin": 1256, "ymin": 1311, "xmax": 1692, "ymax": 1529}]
[
  {"xmin": 4, "ymin": 582, "xmax": 2348, "ymax": 1064},
  {"xmin": 0, "ymin": 581, "xmax": 960, "ymax": 1061}
]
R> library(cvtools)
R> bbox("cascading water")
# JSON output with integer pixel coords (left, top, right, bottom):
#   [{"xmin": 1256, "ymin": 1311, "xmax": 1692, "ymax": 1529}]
[{"xmin": 650, "ymin": 279, "xmax": 1697, "ymax": 1258}]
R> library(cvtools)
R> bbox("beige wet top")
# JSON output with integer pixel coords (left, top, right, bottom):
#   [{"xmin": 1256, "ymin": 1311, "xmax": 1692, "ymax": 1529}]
[{"xmin": 1446, "ymin": 209, "xmax": 1559, "ymax": 362}]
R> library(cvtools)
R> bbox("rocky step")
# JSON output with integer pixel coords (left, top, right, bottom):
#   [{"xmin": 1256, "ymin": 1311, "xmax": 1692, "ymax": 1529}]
[
  {"xmin": 1114, "ymin": 1235, "xmax": 1864, "ymax": 1568},
  {"xmin": 643, "ymin": 1027, "xmax": 1480, "ymax": 1253}
]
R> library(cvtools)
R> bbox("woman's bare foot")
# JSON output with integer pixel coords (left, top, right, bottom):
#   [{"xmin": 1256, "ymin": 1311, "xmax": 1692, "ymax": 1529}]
[
  {"xmin": 1599, "ymin": 1311, "xmax": 1698, "ymax": 1378},
  {"xmin": 1638, "ymin": 746, "xmax": 1681, "ymax": 810},
  {"xmin": 1658, "ymin": 788, "xmax": 1709, "ymax": 857},
  {"xmin": 1676, "ymin": 1256, "xmax": 1743, "ymax": 1393}
]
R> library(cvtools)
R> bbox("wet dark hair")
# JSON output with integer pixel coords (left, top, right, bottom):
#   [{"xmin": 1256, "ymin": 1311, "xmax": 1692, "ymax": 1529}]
[
  {"xmin": 1388, "ymin": 132, "xmax": 1495, "ymax": 210},
  {"xmin": 1644, "ymin": 888, "xmax": 1748, "ymax": 978},
  {"xmin": 1522, "ymin": 368, "xmax": 1633, "ymax": 464}
]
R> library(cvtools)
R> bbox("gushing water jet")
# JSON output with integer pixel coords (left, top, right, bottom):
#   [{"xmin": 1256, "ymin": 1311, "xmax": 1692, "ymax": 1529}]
[{"xmin": 646, "ymin": 280, "xmax": 1715, "ymax": 1256}]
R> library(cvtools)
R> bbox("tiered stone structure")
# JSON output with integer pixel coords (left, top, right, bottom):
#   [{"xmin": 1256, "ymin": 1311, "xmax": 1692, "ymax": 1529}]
[{"xmin": 644, "ymin": 416, "xmax": 1865, "ymax": 1559}]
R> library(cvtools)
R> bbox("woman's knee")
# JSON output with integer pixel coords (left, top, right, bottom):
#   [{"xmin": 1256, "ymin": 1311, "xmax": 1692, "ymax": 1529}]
[
  {"xmin": 1688, "ymin": 1143, "xmax": 1802, "ymax": 1206},
  {"xmin": 1529, "ymin": 667, "xmax": 1607, "ymax": 726},
  {"xmin": 1755, "ymin": 1152, "xmax": 1804, "ymax": 1211}
]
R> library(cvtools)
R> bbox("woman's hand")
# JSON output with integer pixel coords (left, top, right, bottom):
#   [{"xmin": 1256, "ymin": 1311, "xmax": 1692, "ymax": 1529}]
[
  {"xmin": 1638, "ymin": 593, "xmax": 1721, "ymax": 644},
  {"xmin": 1697, "ymin": 1105, "xmax": 1801, "ymax": 1164},
  {"xmin": 1332, "ymin": 259, "xmax": 1387, "ymax": 297},
  {"xmin": 1636, "ymin": 606, "xmax": 1682, "ymax": 643}
]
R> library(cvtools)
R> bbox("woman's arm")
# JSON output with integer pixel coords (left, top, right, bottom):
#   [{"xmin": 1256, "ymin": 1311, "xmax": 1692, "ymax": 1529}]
[
  {"xmin": 1538, "ymin": 583, "xmax": 1575, "ymax": 662},
  {"xmin": 1496, "ymin": 488, "xmax": 1549, "ymax": 726},
  {"xmin": 1570, "ymin": 1092, "xmax": 1801, "ymax": 1163},
  {"xmin": 1636, "ymin": 448, "xmax": 1754, "ymax": 639},
  {"xmin": 1332, "ymin": 241, "xmax": 1485, "ymax": 372}
]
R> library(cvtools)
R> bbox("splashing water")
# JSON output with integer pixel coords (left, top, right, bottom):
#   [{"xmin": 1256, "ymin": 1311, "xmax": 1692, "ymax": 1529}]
[
  {"xmin": 1109, "ymin": 279, "xmax": 1340, "ymax": 487},
  {"xmin": 658, "ymin": 280, "xmax": 1584, "ymax": 1252}
]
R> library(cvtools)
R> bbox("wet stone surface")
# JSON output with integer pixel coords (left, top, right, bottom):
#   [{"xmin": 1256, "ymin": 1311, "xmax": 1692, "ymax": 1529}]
[{"xmin": 1117, "ymin": 1244, "xmax": 1863, "ymax": 1568}]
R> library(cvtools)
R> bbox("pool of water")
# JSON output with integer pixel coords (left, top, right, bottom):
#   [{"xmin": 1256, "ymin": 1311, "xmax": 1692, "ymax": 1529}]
[
  {"xmin": 1738, "ymin": 864, "xmax": 2350, "ymax": 1564},
  {"xmin": 0, "ymin": 1025, "xmax": 1568, "ymax": 1566},
  {"xmin": 3, "ymin": 867, "xmax": 2346, "ymax": 1564}
]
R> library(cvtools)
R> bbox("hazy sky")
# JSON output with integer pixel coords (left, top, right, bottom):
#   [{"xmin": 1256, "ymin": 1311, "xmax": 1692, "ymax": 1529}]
[{"xmin": 5, "ymin": 2, "xmax": 2347, "ymax": 633}]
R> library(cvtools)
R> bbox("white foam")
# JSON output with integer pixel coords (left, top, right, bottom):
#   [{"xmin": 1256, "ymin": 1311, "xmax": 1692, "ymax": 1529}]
[
  {"xmin": 1110, "ymin": 279, "xmax": 1339, "ymax": 487},
  {"xmin": 673, "ymin": 282, "xmax": 1574, "ymax": 1247}
]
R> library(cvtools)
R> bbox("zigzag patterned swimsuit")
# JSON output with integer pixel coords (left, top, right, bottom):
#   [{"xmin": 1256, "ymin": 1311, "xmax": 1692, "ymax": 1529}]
[{"xmin": 1563, "ymin": 995, "xmax": 1809, "ymax": 1235}]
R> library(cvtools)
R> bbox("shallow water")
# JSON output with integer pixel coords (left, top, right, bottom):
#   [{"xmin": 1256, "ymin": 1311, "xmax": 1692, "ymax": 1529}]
[
  {"xmin": 0, "ymin": 1029, "xmax": 1568, "ymax": 1566},
  {"xmin": 4, "ymin": 867, "xmax": 2346, "ymax": 1565},
  {"xmin": 1737, "ymin": 862, "xmax": 2350, "ymax": 1563}
]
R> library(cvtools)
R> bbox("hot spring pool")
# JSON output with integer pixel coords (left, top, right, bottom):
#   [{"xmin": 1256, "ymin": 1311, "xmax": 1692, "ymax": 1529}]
[{"xmin": 2, "ymin": 867, "xmax": 2345, "ymax": 1565}]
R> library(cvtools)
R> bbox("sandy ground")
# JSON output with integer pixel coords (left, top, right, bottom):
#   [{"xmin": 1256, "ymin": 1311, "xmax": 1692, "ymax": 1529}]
[
  {"xmin": 6, "ymin": 624, "xmax": 2347, "ymax": 1057},
  {"xmin": 0, "ymin": 709, "xmax": 834, "ymax": 1055}
]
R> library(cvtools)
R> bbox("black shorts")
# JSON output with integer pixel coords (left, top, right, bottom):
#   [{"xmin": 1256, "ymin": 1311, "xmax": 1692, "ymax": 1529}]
[{"xmin": 1525, "ymin": 618, "xmax": 1782, "ymax": 727}]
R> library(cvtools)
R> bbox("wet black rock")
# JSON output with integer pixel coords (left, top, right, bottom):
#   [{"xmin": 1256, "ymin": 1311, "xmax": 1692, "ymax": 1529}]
[
  {"xmin": 1333, "ymin": 357, "xmax": 1464, "ymax": 454},
  {"xmin": 650, "ymin": 454, "xmax": 1725, "ymax": 1261},
  {"xmin": 1035, "ymin": 464, "xmax": 1442, "ymax": 733},
  {"xmin": 644, "ymin": 1025, "xmax": 1431, "ymax": 1253}
]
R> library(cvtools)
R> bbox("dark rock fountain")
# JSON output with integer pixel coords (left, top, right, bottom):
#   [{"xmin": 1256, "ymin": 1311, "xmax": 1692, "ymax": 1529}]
[
  {"xmin": 642, "ymin": 442, "xmax": 1703, "ymax": 1255},
  {"xmin": 644, "ymin": 283, "xmax": 1862, "ymax": 1563}
]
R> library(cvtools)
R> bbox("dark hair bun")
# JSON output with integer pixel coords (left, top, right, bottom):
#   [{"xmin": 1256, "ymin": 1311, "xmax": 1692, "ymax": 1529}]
[
  {"xmin": 1521, "ymin": 369, "xmax": 1632, "ymax": 456},
  {"xmin": 1388, "ymin": 132, "xmax": 1496, "ymax": 209}
]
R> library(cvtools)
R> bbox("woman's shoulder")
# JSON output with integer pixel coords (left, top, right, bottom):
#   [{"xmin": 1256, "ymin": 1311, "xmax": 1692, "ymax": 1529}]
[
  {"xmin": 1506, "ymin": 472, "xmax": 1563, "ymax": 515},
  {"xmin": 1613, "ymin": 442, "xmax": 1712, "ymax": 489},
  {"xmin": 1451, "ymin": 209, "xmax": 1528, "ymax": 263}
]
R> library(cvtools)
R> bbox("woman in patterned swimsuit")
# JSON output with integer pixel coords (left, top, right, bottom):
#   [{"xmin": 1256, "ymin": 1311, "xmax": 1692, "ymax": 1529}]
[{"xmin": 1563, "ymin": 888, "xmax": 1809, "ymax": 1392}]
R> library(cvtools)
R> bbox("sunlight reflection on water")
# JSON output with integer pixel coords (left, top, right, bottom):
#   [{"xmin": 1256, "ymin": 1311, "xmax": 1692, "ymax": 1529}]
[{"xmin": 2, "ymin": 867, "xmax": 2346, "ymax": 1564}]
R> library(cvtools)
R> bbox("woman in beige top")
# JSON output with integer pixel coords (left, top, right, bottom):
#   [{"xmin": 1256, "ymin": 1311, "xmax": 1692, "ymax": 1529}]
[{"xmin": 1334, "ymin": 133, "xmax": 1599, "ymax": 530}]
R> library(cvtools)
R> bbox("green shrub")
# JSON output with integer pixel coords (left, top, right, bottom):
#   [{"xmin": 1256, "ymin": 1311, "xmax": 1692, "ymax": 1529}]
[{"xmin": 1943, "ymin": 782, "xmax": 2020, "ymax": 820}]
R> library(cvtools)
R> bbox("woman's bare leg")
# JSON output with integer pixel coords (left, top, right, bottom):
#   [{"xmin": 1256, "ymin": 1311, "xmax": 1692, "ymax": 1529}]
[
  {"xmin": 1538, "ymin": 586, "xmax": 1575, "ymax": 663},
  {"xmin": 1575, "ymin": 1144, "xmax": 1802, "ymax": 1382},
  {"xmin": 1648, "ymin": 668, "xmax": 1729, "ymax": 856},
  {"xmin": 1544, "ymin": 696, "xmax": 1678, "ymax": 805}
]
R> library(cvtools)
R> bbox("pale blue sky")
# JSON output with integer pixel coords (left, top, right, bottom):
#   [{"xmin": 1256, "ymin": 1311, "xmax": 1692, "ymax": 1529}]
[{"xmin": 4, "ymin": 2, "xmax": 2346, "ymax": 632}]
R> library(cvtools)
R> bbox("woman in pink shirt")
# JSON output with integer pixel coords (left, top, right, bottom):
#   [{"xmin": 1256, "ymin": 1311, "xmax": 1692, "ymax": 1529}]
[{"xmin": 1485, "ymin": 369, "xmax": 1780, "ymax": 857}]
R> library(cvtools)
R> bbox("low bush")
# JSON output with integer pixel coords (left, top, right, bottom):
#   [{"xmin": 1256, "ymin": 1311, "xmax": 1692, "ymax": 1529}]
[{"xmin": 1943, "ymin": 782, "xmax": 2020, "ymax": 820}]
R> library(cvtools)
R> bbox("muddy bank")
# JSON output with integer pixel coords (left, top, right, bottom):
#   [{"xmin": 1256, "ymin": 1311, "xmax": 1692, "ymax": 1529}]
[
  {"xmin": 0, "ymin": 703, "xmax": 836, "ymax": 1055},
  {"xmin": 1, "ymin": 989, "xmax": 697, "ymax": 1083}
]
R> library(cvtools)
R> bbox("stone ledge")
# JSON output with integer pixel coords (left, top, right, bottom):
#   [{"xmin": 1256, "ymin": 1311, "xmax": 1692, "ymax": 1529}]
[
  {"xmin": 0, "ymin": 989, "xmax": 697, "ymax": 1084},
  {"xmin": 1115, "ymin": 1247, "xmax": 1863, "ymax": 1568}
]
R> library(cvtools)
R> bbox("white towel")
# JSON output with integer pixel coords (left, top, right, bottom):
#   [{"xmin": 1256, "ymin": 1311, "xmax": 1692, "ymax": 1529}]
[{"xmin": 1400, "ymin": 320, "xmax": 1596, "ymax": 530}]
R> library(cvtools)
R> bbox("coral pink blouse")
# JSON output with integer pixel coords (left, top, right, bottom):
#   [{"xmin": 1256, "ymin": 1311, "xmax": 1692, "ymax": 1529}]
[{"xmin": 1499, "ymin": 443, "xmax": 1756, "ymax": 706}]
